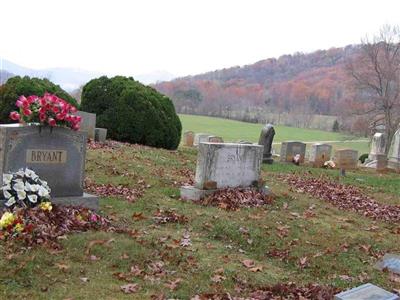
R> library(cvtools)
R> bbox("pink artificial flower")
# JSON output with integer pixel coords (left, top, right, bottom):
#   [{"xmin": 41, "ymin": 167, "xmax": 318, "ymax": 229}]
[
  {"xmin": 48, "ymin": 118, "xmax": 56, "ymax": 127},
  {"xmin": 39, "ymin": 97, "xmax": 47, "ymax": 106},
  {"xmin": 72, "ymin": 123, "xmax": 80, "ymax": 131},
  {"xmin": 16, "ymin": 100, "xmax": 23, "ymax": 108},
  {"xmin": 52, "ymin": 106, "xmax": 60, "ymax": 113},
  {"xmin": 39, "ymin": 107, "xmax": 47, "ymax": 114},
  {"xmin": 89, "ymin": 214, "xmax": 98, "ymax": 222},
  {"xmin": 75, "ymin": 115, "xmax": 82, "ymax": 122},
  {"xmin": 70, "ymin": 106, "xmax": 77, "ymax": 113},
  {"xmin": 55, "ymin": 113, "xmax": 65, "ymax": 120},
  {"xmin": 22, "ymin": 108, "xmax": 32, "ymax": 116},
  {"xmin": 9, "ymin": 111, "xmax": 20, "ymax": 121}
]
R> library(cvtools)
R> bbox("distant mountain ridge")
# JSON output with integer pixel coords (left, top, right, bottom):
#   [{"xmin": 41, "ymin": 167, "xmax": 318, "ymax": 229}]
[
  {"xmin": 154, "ymin": 45, "xmax": 360, "ymax": 121},
  {"xmin": 0, "ymin": 58, "xmax": 175, "ymax": 91}
]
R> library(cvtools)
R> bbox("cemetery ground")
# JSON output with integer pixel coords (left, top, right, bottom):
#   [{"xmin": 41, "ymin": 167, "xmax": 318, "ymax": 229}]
[
  {"xmin": 180, "ymin": 114, "xmax": 370, "ymax": 154},
  {"xmin": 1, "ymin": 142, "xmax": 399, "ymax": 299}
]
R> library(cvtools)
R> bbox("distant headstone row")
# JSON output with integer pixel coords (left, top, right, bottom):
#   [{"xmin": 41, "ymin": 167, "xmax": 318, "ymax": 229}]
[{"xmin": 183, "ymin": 131, "xmax": 224, "ymax": 147}]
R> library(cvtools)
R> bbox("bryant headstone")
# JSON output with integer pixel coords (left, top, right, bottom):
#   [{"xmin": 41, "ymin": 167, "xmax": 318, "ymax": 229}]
[
  {"xmin": 0, "ymin": 124, "xmax": 98, "ymax": 210},
  {"xmin": 369, "ymin": 132, "xmax": 386, "ymax": 161}
]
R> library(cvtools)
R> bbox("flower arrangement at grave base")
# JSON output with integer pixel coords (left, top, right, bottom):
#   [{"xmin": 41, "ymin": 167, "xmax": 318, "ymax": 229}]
[
  {"xmin": 0, "ymin": 204, "xmax": 111, "ymax": 245},
  {"xmin": 9, "ymin": 93, "xmax": 81, "ymax": 131},
  {"xmin": 1, "ymin": 168, "xmax": 52, "ymax": 209}
]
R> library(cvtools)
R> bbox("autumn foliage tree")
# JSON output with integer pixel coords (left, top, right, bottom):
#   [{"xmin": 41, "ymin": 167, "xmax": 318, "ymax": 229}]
[{"xmin": 347, "ymin": 25, "xmax": 400, "ymax": 153}]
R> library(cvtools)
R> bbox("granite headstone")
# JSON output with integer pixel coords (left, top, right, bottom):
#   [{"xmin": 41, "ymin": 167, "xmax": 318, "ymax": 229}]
[
  {"xmin": 0, "ymin": 124, "xmax": 98, "ymax": 209},
  {"xmin": 258, "ymin": 123, "xmax": 275, "ymax": 164},
  {"xmin": 77, "ymin": 111, "xmax": 96, "ymax": 140},
  {"xmin": 183, "ymin": 131, "xmax": 195, "ymax": 147},
  {"xmin": 334, "ymin": 149, "xmax": 359, "ymax": 170},
  {"xmin": 95, "ymin": 128, "xmax": 107, "ymax": 143},
  {"xmin": 388, "ymin": 128, "xmax": 400, "ymax": 171},
  {"xmin": 181, "ymin": 142, "xmax": 263, "ymax": 201},
  {"xmin": 280, "ymin": 141, "xmax": 306, "ymax": 164},
  {"xmin": 309, "ymin": 143, "xmax": 332, "ymax": 167}
]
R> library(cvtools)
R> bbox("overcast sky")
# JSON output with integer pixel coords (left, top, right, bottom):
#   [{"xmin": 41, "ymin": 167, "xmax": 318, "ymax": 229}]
[{"xmin": 1, "ymin": 0, "xmax": 399, "ymax": 77}]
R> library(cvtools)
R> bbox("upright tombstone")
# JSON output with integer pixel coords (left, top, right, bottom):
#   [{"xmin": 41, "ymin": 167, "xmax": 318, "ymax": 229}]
[
  {"xmin": 183, "ymin": 131, "xmax": 195, "ymax": 147},
  {"xmin": 388, "ymin": 128, "xmax": 400, "ymax": 171},
  {"xmin": 280, "ymin": 141, "xmax": 306, "ymax": 164},
  {"xmin": 193, "ymin": 133, "xmax": 212, "ymax": 147},
  {"xmin": 258, "ymin": 124, "xmax": 275, "ymax": 164},
  {"xmin": 334, "ymin": 149, "xmax": 359, "ymax": 170},
  {"xmin": 180, "ymin": 142, "xmax": 263, "ymax": 201},
  {"xmin": 77, "ymin": 111, "xmax": 96, "ymax": 140},
  {"xmin": 0, "ymin": 124, "xmax": 98, "ymax": 210},
  {"xmin": 95, "ymin": 128, "xmax": 107, "ymax": 143},
  {"xmin": 208, "ymin": 136, "xmax": 224, "ymax": 143},
  {"xmin": 369, "ymin": 132, "xmax": 387, "ymax": 161},
  {"xmin": 309, "ymin": 143, "xmax": 332, "ymax": 168}
]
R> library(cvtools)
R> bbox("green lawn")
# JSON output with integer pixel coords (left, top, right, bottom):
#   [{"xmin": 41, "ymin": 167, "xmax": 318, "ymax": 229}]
[
  {"xmin": 1, "ymin": 143, "xmax": 399, "ymax": 299},
  {"xmin": 179, "ymin": 114, "xmax": 369, "ymax": 154}
]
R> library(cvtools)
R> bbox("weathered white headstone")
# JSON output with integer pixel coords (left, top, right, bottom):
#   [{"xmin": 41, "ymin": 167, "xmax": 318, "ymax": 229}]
[
  {"xmin": 0, "ymin": 124, "xmax": 98, "ymax": 209},
  {"xmin": 388, "ymin": 128, "xmax": 400, "ymax": 171},
  {"xmin": 193, "ymin": 133, "xmax": 212, "ymax": 146},
  {"xmin": 280, "ymin": 141, "xmax": 306, "ymax": 163},
  {"xmin": 208, "ymin": 136, "xmax": 224, "ymax": 143},
  {"xmin": 309, "ymin": 143, "xmax": 332, "ymax": 167},
  {"xmin": 180, "ymin": 142, "xmax": 263, "ymax": 201},
  {"xmin": 77, "ymin": 111, "xmax": 96, "ymax": 140},
  {"xmin": 369, "ymin": 132, "xmax": 387, "ymax": 161},
  {"xmin": 334, "ymin": 149, "xmax": 359, "ymax": 170},
  {"xmin": 334, "ymin": 283, "xmax": 399, "ymax": 300}
]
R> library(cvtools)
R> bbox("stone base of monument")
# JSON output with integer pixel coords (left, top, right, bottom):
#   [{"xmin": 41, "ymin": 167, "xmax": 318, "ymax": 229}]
[
  {"xmin": 388, "ymin": 160, "xmax": 400, "ymax": 172},
  {"xmin": 180, "ymin": 186, "xmax": 217, "ymax": 201},
  {"xmin": 52, "ymin": 193, "xmax": 99, "ymax": 210},
  {"xmin": 262, "ymin": 156, "xmax": 274, "ymax": 164},
  {"xmin": 0, "ymin": 193, "xmax": 99, "ymax": 210},
  {"xmin": 334, "ymin": 283, "xmax": 399, "ymax": 300}
]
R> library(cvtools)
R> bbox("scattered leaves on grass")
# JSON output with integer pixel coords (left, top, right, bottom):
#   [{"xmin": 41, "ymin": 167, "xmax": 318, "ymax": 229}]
[
  {"xmin": 84, "ymin": 177, "xmax": 147, "ymax": 202},
  {"xmin": 153, "ymin": 209, "xmax": 188, "ymax": 224},
  {"xmin": 165, "ymin": 278, "xmax": 182, "ymax": 291},
  {"xmin": 281, "ymin": 174, "xmax": 400, "ymax": 222},
  {"xmin": 201, "ymin": 188, "xmax": 274, "ymax": 210},
  {"xmin": 120, "ymin": 283, "xmax": 139, "ymax": 294},
  {"xmin": 192, "ymin": 283, "xmax": 339, "ymax": 299}
]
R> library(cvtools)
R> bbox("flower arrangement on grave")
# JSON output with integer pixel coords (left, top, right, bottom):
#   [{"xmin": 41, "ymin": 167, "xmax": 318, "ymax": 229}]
[
  {"xmin": 9, "ymin": 93, "xmax": 81, "ymax": 131},
  {"xmin": 1, "ymin": 168, "xmax": 52, "ymax": 209}
]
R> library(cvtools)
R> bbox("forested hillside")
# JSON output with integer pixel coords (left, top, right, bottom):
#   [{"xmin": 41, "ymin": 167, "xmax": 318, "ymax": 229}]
[{"xmin": 154, "ymin": 46, "xmax": 362, "ymax": 131}]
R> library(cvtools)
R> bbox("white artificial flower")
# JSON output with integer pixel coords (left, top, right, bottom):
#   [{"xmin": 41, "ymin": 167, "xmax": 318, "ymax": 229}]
[
  {"xmin": 30, "ymin": 184, "xmax": 39, "ymax": 192},
  {"xmin": 28, "ymin": 194, "xmax": 38, "ymax": 203},
  {"xmin": 2, "ymin": 174, "xmax": 13, "ymax": 185},
  {"xmin": 25, "ymin": 182, "xmax": 32, "ymax": 192},
  {"xmin": 38, "ymin": 186, "xmax": 49, "ymax": 198},
  {"xmin": 3, "ymin": 190, "xmax": 12, "ymax": 199},
  {"xmin": 17, "ymin": 190, "xmax": 26, "ymax": 200},
  {"xmin": 5, "ymin": 196, "xmax": 16, "ymax": 207},
  {"xmin": 15, "ymin": 170, "xmax": 25, "ymax": 177},
  {"xmin": 24, "ymin": 168, "xmax": 36, "ymax": 178},
  {"xmin": 13, "ymin": 181, "xmax": 25, "ymax": 192},
  {"xmin": 13, "ymin": 178, "xmax": 23, "ymax": 185},
  {"xmin": 2, "ymin": 184, "xmax": 11, "ymax": 191}
]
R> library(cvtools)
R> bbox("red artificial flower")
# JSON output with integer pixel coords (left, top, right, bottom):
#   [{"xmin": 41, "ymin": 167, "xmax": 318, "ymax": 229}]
[
  {"xmin": 9, "ymin": 111, "xmax": 21, "ymax": 121},
  {"xmin": 39, "ymin": 113, "xmax": 47, "ymax": 122},
  {"xmin": 55, "ymin": 113, "xmax": 65, "ymax": 120},
  {"xmin": 22, "ymin": 108, "xmax": 32, "ymax": 116}
]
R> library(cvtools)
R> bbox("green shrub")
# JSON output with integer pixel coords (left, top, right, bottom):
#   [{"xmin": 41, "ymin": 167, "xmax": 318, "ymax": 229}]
[
  {"xmin": 0, "ymin": 76, "xmax": 78, "ymax": 123},
  {"xmin": 359, "ymin": 153, "xmax": 369, "ymax": 163},
  {"xmin": 81, "ymin": 76, "xmax": 181, "ymax": 150}
]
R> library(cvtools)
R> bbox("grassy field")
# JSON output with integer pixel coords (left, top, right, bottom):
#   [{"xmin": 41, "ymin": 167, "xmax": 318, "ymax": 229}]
[
  {"xmin": 179, "ymin": 114, "xmax": 369, "ymax": 154},
  {"xmin": 1, "ymin": 142, "xmax": 399, "ymax": 299}
]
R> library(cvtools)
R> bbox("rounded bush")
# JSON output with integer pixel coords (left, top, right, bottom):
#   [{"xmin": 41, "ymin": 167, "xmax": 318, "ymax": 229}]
[
  {"xmin": 81, "ymin": 76, "xmax": 182, "ymax": 150},
  {"xmin": 0, "ymin": 76, "xmax": 78, "ymax": 123}
]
